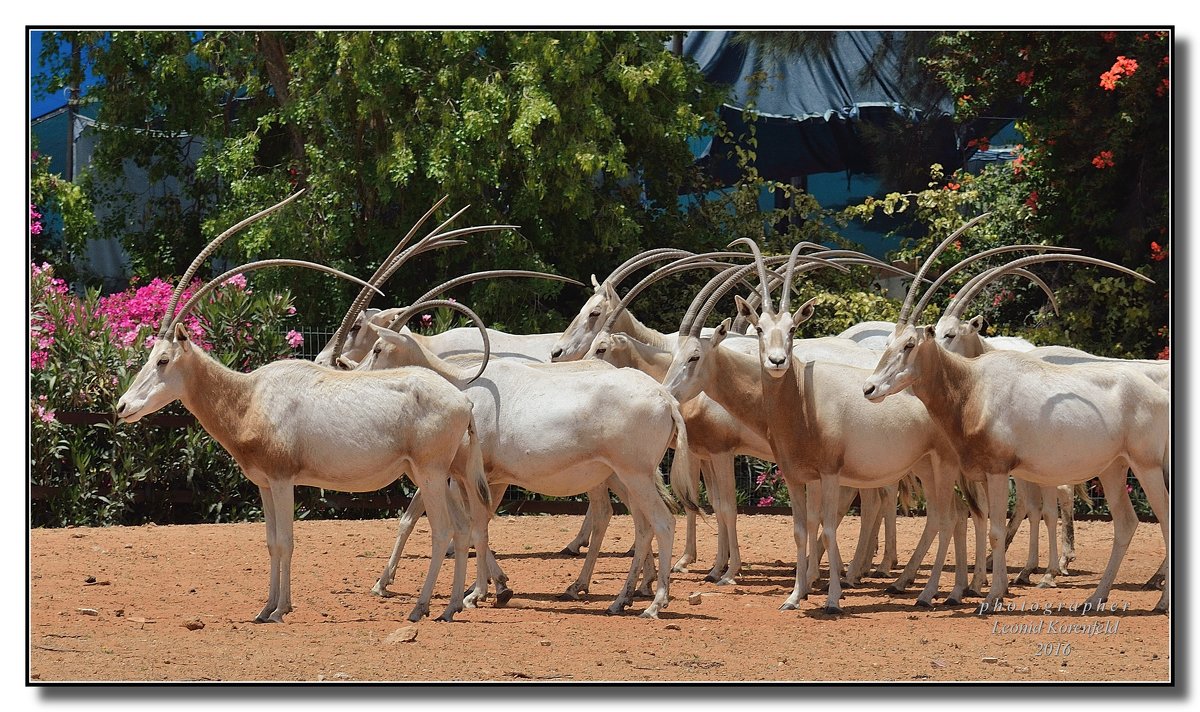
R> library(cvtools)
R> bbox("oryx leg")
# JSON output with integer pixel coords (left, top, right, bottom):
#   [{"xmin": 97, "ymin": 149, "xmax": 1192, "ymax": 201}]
[
  {"xmin": 562, "ymin": 483, "xmax": 615, "ymax": 600},
  {"xmin": 255, "ymin": 483, "xmax": 295, "ymax": 624},
  {"xmin": 780, "ymin": 476, "xmax": 810, "ymax": 611},
  {"xmin": 1058, "ymin": 484, "xmax": 1078, "ymax": 575},
  {"xmin": 1036, "ymin": 484, "xmax": 1062, "ymax": 588},
  {"xmin": 1133, "ymin": 462, "xmax": 1169, "ymax": 612},
  {"xmin": 1014, "ymin": 479, "xmax": 1042, "ymax": 586},
  {"xmin": 872, "ymin": 483, "xmax": 900, "ymax": 576},
  {"xmin": 607, "ymin": 474, "xmax": 675, "ymax": 618},
  {"xmin": 705, "ymin": 455, "xmax": 742, "ymax": 585},
  {"xmin": 819, "ymin": 474, "xmax": 846, "ymax": 613},
  {"xmin": 915, "ymin": 460, "xmax": 957, "ymax": 607},
  {"xmin": 672, "ymin": 456, "xmax": 704, "ymax": 573},
  {"xmin": 982, "ymin": 472, "xmax": 1011, "ymax": 610},
  {"xmin": 968, "ymin": 482, "xmax": 989, "ymax": 597},
  {"xmin": 407, "ymin": 474, "xmax": 457, "ymax": 622},
  {"xmin": 373, "ymin": 488, "xmax": 426, "ymax": 597},
  {"xmin": 846, "ymin": 488, "xmax": 884, "ymax": 586}
]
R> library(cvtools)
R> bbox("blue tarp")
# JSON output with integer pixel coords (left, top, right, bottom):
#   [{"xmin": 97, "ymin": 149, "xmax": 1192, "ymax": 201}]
[{"xmin": 683, "ymin": 31, "xmax": 961, "ymax": 181}]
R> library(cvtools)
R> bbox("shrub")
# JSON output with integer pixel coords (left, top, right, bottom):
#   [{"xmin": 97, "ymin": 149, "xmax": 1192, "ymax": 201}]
[{"xmin": 29, "ymin": 263, "xmax": 307, "ymax": 526}]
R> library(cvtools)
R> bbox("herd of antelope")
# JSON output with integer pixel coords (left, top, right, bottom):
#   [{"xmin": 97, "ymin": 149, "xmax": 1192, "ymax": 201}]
[{"xmin": 114, "ymin": 192, "xmax": 1170, "ymax": 624}]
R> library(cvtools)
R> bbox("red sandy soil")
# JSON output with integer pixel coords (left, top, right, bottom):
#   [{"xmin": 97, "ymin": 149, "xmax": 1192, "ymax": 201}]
[{"xmin": 29, "ymin": 513, "xmax": 1169, "ymax": 682}]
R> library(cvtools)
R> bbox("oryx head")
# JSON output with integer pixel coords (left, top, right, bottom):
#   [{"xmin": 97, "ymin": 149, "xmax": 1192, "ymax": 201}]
[{"xmin": 117, "ymin": 324, "xmax": 196, "ymax": 423}]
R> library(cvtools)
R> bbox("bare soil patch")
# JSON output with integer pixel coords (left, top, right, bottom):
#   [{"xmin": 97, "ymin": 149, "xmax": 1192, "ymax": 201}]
[{"xmin": 29, "ymin": 514, "xmax": 1169, "ymax": 682}]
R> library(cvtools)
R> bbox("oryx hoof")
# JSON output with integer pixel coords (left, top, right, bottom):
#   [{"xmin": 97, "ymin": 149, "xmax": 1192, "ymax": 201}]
[
  {"xmin": 1143, "ymin": 573, "xmax": 1166, "ymax": 590},
  {"xmin": 915, "ymin": 598, "xmax": 934, "ymax": 609},
  {"xmin": 823, "ymin": 605, "xmax": 843, "ymax": 615},
  {"xmin": 638, "ymin": 608, "xmax": 661, "ymax": 619},
  {"xmin": 559, "ymin": 546, "xmax": 583, "ymax": 557},
  {"xmin": 779, "ymin": 601, "xmax": 799, "ymax": 611},
  {"xmin": 370, "ymin": 583, "xmax": 397, "ymax": 598},
  {"xmin": 407, "ymin": 602, "xmax": 430, "ymax": 622},
  {"xmin": 716, "ymin": 576, "xmax": 737, "ymax": 586},
  {"xmin": 703, "ymin": 574, "xmax": 719, "ymax": 583},
  {"xmin": 964, "ymin": 588, "xmax": 982, "ymax": 599},
  {"xmin": 886, "ymin": 584, "xmax": 906, "ymax": 595},
  {"xmin": 944, "ymin": 597, "xmax": 962, "ymax": 606},
  {"xmin": 495, "ymin": 587, "xmax": 514, "ymax": 606}
]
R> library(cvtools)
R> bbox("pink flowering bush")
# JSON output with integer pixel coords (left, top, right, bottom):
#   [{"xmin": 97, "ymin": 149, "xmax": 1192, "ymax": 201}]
[{"xmin": 30, "ymin": 262, "xmax": 307, "ymax": 526}]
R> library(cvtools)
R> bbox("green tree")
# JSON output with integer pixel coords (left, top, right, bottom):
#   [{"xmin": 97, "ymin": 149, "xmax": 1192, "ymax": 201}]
[
  {"xmin": 921, "ymin": 31, "xmax": 1169, "ymax": 358},
  {"xmin": 36, "ymin": 31, "xmax": 724, "ymax": 330}
]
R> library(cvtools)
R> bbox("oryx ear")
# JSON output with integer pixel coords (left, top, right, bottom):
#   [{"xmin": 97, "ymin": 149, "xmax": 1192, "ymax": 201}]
[
  {"xmin": 173, "ymin": 322, "xmax": 193, "ymax": 352},
  {"xmin": 375, "ymin": 307, "xmax": 403, "ymax": 330},
  {"xmin": 590, "ymin": 274, "xmax": 601, "ymax": 290},
  {"xmin": 968, "ymin": 315, "xmax": 985, "ymax": 333},
  {"xmin": 602, "ymin": 280, "xmax": 620, "ymax": 303},
  {"xmin": 793, "ymin": 296, "xmax": 819, "ymax": 324},
  {"xmin": 733, "ymin": 295, "xmax": 760, "ymax": 327},
  {"xmin": 921, "ymin": 325, "xmax": 936, "ymax": 341},
  {"xmin": 369, "ymin": 323, "xmax": 405, "ymax": 345},
  {"xmin": 712, "ymin": 318, "xmax": 732, "ymax": 346},
  {"xmin": 335, "ymin": 355, "xmax": 359, "ymax": 370}
]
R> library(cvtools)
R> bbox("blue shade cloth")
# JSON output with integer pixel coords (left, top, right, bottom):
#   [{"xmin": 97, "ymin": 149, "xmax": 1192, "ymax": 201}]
[{"xmin": 682, "ymin": 31, "xmax": 961, "ymax": 181}]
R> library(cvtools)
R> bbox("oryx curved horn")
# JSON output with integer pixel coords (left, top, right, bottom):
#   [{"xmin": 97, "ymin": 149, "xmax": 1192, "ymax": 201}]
[
  {"xmin": 947, "ymin": 254, "xmax": 1151, "ymax": 319},
  {"xmin": 171, "ymin": 259, "xmax": 382, "ymax": 329},
  {"xmin": 908, "ymin": 243, "xmax": 1077, "ymax": 321},
  {"xmin": 384, "ymin": 299, "xmax": 491, "ymax": 383},
  {"xmin": 413, "ymin": 270, "xmax": 583, "ymax": 306},
  {"xmin": 897, "ymin": 212, "xmax": 990, "ymax": 325},
  {"xmin": 159, "ymin": 190, "xmax": 305, "ymax": 339}
]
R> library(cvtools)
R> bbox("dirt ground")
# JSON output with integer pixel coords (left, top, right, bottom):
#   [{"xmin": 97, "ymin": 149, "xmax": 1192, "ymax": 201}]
[{"xmin": 29, "ymin": 513, "xmax": 1170, "ymax": 683}]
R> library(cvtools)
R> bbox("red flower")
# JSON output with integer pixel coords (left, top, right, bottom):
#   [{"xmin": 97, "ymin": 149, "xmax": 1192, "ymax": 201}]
[
  {"xmin": 1100, "ymin": 31, "xmax": 1117, "ymax": 43},
  {"xmin": 1149, "ymin": 241, "xmax": 1167, "ymax": 261},
  {"xmin": 1025, "ymin": 190, "xmax": 1039, "ymax": 210},
  {"xmin": 1016, "ymin": 70, "xmax": 1034, "ymax": 87},
  {"xmin": 1012, "ymin": 154, "xmax": 1027, "ymax": 177},
  {"xmin": 1092, "ymin": 150, "xmax": 1115, "ymax": 169},
  {"xmin": 944, "ymin": 182, "xmax": 960, "ymax": 191},
  {"xmin": 966, "ymin": 136, "xmax": 991, "ymax": 151},
  {"xmin": 1156, "ymin": 78, "xmax": 1169, "ymax": 97},
  {"xmin": 1157, "ymin": 346, "xmax": 1169, "ymax": 360},
  {"xmin": 1100, "ymin": 56, "xmax": 1139, "ymax": 91}
]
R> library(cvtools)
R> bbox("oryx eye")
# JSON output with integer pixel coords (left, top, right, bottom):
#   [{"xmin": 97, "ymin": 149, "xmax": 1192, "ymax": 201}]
[
  {"xmin": 157, "ymin": 357, "xmax": 169, "ymax": 366},
  {"xmin": 688, "ymin": 354, "xmax": 700, "ymax": 363},
  {"xmin": 944, "ymin": 333, "xmax": 955, "ymax": 341},
  {"xmin": 589, "ymin": 310, "xmax": 601, "ymax": 318},
  {"xmin": 350, "ymin": 325, "xmax": 361, "ymax": 333},
  {"xmin": 595, "ymin": 347, "xmax": 607, "ymax": 355},
  {"xmin": 373, "ymin": 346, "xmax": 382, "ymax": 355},
  {"xmin": 904, "ymin": 341, "xmax": 915, "ymax": 351}
]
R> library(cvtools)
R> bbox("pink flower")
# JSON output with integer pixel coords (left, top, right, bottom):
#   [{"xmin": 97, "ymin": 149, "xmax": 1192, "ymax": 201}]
[
  {"xmin": 286, "ymin": 306, "xmax": 296, "ymax": 315},
  {"xmin": 34, "ymin": 404, "xmax": 56, "ymax": 423},
  {"xmin": 1126, "ymin": 484, "xmax": 1134, "ymax": 494},
  {"xmin": 285, "ymin": 330, "xmax": 304, "ymax": 348},
  {"xmin": 225, "ymin": 273, "xmax": 248, "ymax": 290},
  {"xmin": 30, "ymin": 351, "xmax": 49, "ymax": 370},
  {"xmin": 756, "ymin": 496, "xmax": 776, "ymax": 507},
  {"xmin": 420, "ymin": 314, "xmax": 433, "ymax": 327}
]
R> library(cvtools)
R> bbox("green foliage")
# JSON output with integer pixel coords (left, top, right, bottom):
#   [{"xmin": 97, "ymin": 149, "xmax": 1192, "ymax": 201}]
[
  {"xmin": 30, "ymin": 138, "xmax": 95, "ymax": 277},
  {"xmin": 920, "ymin": 30, "xmax": 1169, "ymax": 358},
  {"xmin": 29, "ymin": 264, "xmax": 303, "ymax": 526},
  {"xmin": 35, "ymin": 31, "xmax": 722, "ymax": 331}
]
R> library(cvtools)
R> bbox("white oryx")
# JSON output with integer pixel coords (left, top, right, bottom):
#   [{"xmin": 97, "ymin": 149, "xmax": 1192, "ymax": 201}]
[
  {"xmin": 862, "ymin": 246, "xmax": 1170, "ymax": 612},
  {"xmin": 653, "ymin": 248, "xmax": 974, "ymax": 612},
  {"xmin": 115, "ymin": 194, "xmax": 494, "ymax": 624},
  {"xmin": 582, "ymin": 250, "xmax": 916, "ymax": 586},
  {"xmin": 353, "ymin": 299, "xmax": 700, "ymax": 619}
]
